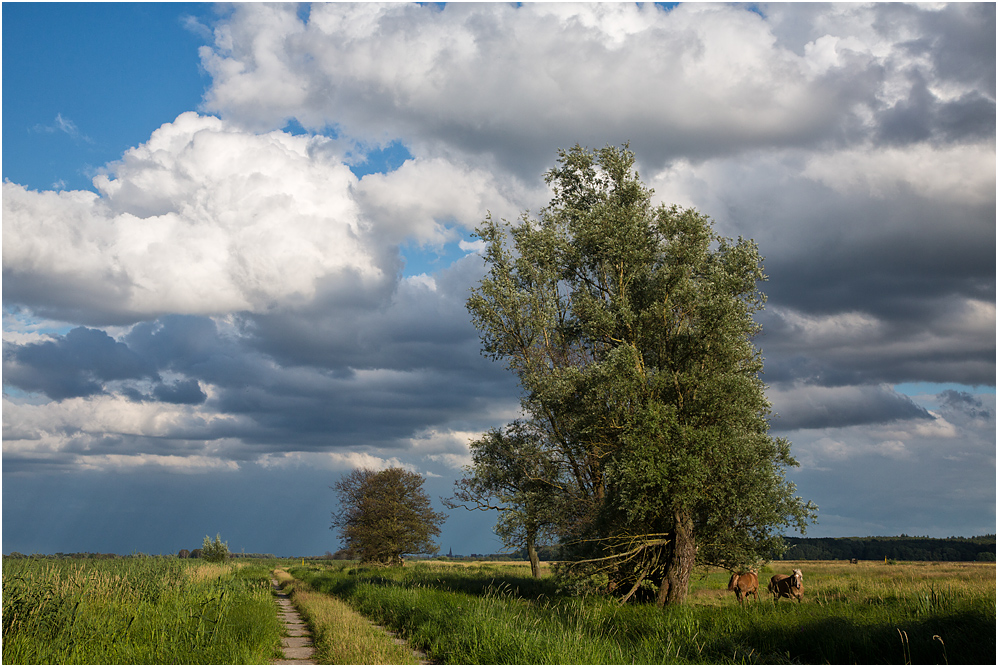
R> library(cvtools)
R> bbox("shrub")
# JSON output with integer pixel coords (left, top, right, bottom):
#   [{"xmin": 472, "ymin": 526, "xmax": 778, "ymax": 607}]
[{"xmin": 201, "ymin": 534, "xmax": 229, "ymax": 563}]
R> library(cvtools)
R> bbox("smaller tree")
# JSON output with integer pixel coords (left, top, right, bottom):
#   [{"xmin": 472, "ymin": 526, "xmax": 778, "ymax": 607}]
[
  {"xmin": 445, "ymin": 421, "xmax": 561, "ymax": 578},
  {"xmin": 331, "ymin": 467, "xmax": 447, "ymax": 566},
  {"xmin": 201, "ymin": 534, "xmax": 229, "ymax": 563}
]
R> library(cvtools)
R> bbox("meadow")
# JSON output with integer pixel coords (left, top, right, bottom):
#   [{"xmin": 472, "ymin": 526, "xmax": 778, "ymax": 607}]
[
  {"xmin": 2, "ymin": 557, "xmax": 283, "ymax": 664},
  {"xmin": 3, "ymin": 556, "xmax": 993, "ymax": 664},
  {"xmin": 289, "ymin": 559, "xmax": 996, "ymax": 665}
]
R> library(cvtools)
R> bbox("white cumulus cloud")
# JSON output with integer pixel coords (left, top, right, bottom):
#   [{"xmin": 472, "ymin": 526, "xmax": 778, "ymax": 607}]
[{"xmin": 4, "ymin": 113, "xmax": 382, "ymax": 323}]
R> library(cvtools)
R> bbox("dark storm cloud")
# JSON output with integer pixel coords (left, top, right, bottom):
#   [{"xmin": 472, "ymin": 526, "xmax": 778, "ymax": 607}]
[
  {"xmin": 701, "ymin": 150, "xmax": 995, "ymax": 389},
  {"xmin": 200, "ymin": 255, "xmax": 519, "ymax": 450},
  {"xmin": 757, "ymin": 298, "xmax": 994, "ymax": 389},
  {"xmin": 769, "ymin": 384, "xmax": 934, "ymax": 431},
  {"xmin": 1, "ymin": 252, "xmax": 519, "ymax": 468},
  {"xmin": 728, "ymin": 179, "xmax": 994, "ymax": 315},
  {"xmin": 211, "ymin": 366, "xmax": 513, "ymax": 452},
  {"xmin": 125, "ymin": 315, "xmax": 225, "ymax": 371},
  {"xmin": 875, "ymin": 74, "xmax": 996, "ymax": 146},
  {"xmin": 152, "ymin": 379, "xmax": 207, "ymax": 405},
  {"xmin": 242, "ymin": 253, "xmax": 492, "ymax": 372},
  {"xmin": 1, "ymin": 465, "xmax": 501, "ymax": 557},
  {"xmin": 938, "ymin": 390, "xmax": 994, "ymax": 421},
  {"xmin": 2, "ymin": 268, "xmax": 138, "ymax": 328},
  {"xmin": 3, "ymin": 326, "xmax": 159, "ymax": 399},
  {"xmin": 908, "ymin": 2, "xmax": 996, "ymax": 96}
]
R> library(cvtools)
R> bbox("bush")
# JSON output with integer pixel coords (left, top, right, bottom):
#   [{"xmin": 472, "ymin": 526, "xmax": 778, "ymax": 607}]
[{"xmin": 201, "ymin": 534, "xmax": 229, "ymax": 563}]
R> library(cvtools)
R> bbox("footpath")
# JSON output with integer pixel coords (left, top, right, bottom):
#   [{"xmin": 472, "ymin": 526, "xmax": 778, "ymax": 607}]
[{"xmin": 270, "ymin": 577, "xmax": 316, "ymax": 665}]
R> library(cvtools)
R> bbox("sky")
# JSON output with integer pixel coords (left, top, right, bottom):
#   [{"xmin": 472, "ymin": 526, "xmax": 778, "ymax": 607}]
[{"xmin": 2, "ymin": 2, "xmax": 995, "ymax": 558}]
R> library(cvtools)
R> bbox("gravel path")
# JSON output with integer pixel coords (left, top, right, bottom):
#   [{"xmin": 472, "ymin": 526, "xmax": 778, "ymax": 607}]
[{"xmin": 270, "ymin": 578, "xmax": 316, "ymax": 665}]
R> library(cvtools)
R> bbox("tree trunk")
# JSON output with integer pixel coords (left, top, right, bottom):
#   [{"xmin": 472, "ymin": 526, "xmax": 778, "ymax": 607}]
[
  {"xmin": 656, "ymin": 510, "xmax": 696, "ymax": 606},
  {"xmin": 526, "ymin": 530, "xmax": 542, "ymax": 579}
]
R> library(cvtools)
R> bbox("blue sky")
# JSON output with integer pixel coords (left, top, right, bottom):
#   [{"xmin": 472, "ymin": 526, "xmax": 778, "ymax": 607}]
[
  {"xmin": 2, "ymin": 3, "xmax": 210, "ymax": 192},
  {"xmin": 3, "ymin": 3, "xmax": 995, "ymax": 557}
]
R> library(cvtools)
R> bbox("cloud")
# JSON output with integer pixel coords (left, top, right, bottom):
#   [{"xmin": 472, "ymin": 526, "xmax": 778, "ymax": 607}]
[
  {"xmin": 199, "ymin": 4, "xmax": 994, "ymax": 180},
  {"xmin": 354, "ymin": 156, "xmax": 530, "ymax": 246},
  {"xmin": 801, "ymin": 142, "xmax": 995, "ymax": 205},
  {"xmin": 152, "ymin": 379, "xmax": 208, "ymax": 405},
  {"xmin": 3, "ymin": 327, "xmax": 159, "ymax": 399},
  {"xmin": 255, "ymin": 451, "xmax": 414, "ymax": 473},
  {"xmin": 0, "ymin": 391, "xmax": 241, "ymax": 473},
  {"xmin": 785, "ymin": 390, "xmax": 994, "ymax": 536},
  {"xmin": 938, "ymin": 389, "xmax": 994, "ymax": 421},
  {"xmin": 195, "ymin": 4, "xmax": 846, "ymax": 175},
  {"xmin": 3, "ymin": 113, "xmax": 383, "ymax": 324},
  {"xmin": 2, "ymin": 256, "xmax": 521, "ymax": 474},
  {"xmin": 758, "ymin": 298, "xmax": 995, "ymax": 388},
  {"xmin": 31, "ymin": 113, "xmax": 94, "ymax": 144},
  {"xmin": 769, "ymin": 383, "xmax": 933, "ymax": 431},
  {"xmin": 644, "ymin": 143, "xmax": 993, "ymax": 390},
  {"xmin": 3, "ymin": 112, "xmax": 529, "ymax": 329}
]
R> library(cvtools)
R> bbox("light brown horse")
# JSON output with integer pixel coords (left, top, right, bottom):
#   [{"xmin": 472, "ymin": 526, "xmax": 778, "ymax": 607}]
[
  {"xmin": 727, "ymin": 570, "xmax": 759, "ymax": 604},
  {"xmin": 768, "ymin": 568, "xmax": 804, "ymax": 602}
]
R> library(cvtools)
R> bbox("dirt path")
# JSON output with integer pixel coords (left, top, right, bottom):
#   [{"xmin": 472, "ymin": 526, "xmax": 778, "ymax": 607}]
[{"xmin": 270, "ymin": 578, "xmax": 316, "ymax": 665}]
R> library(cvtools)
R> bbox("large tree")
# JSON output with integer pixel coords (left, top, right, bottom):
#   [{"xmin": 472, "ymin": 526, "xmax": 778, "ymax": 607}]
[
  {"xmin": 331, "ymin": 467, "xmax": 447, "ymax": 565},
  {"xmin": 445, "ymin": 420, "xmax": 562, "ymax": 578},
  {"xmin": 467, "ymin": 144, "xmax": 816, "ymax": 605}
]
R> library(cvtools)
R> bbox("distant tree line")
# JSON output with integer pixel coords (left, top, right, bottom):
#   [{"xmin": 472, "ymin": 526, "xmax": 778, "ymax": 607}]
[
  {"xmin": 5, "ymin": 552, "xmax": 128, "ymax": 559},
  {"xmin": 777, "ymin": 535, "xmax": 996, "ymax": 562},
  {"xmin": 4, "ymin": 550, "xmax": 278, "ymax": 559},
  {"xmin": 508, "ymin": 545, "xmax": 562, "ymax": 561}
]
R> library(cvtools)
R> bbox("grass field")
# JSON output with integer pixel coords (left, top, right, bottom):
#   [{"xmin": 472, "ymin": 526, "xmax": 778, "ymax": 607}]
[
  {"xmin": 290, "ymin": 559, "xmax": 996, "ymax": 664},
  {"xmin": 2, "ymin": 558, "xmax": 283, "ymax": 664},
  {"xmin": 3, "ymin": 557, "xmax": 992, "ymax": 664}
]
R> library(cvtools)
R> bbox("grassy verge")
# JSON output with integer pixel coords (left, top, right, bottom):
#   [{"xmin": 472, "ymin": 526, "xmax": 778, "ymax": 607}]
[
  {"xmin": 273, "ymin": 568, "xmax": 418, "ymax": 665},
  {"xmin": 290, "ymin": 560, "xmax": 995, "ymax": 664},
  {"xmin": 2, "ymin": 558, "xmax": 283, "ymax": 664}
]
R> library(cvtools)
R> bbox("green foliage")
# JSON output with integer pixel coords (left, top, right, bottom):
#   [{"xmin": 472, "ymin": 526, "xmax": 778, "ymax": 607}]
[
  {"xmin": 2, "ymin": 558, "xmax": 282, "ymax": 664},
  {"xmin": 446, "ymin": 421, "xmax": 562, "ymax": 577},
  {"xmin": 331, "ymin": 467, "xmax": 447, "ymax": 565},
  {"xmin": 201, "ymin": 534, "xmax": 229, "ymax": 563},
  {"xmin": 467, "ymin": 143, "xmax": 816, "ymax": 604}
]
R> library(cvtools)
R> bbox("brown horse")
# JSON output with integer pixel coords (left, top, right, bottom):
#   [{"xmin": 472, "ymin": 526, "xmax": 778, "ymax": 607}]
[
  {"xmin": 727, "ymin": 570, "xmax": 759, "ymax": 604},
  {"xmin": 768, "ymin": 568, "xmax": 804, "ymax": 602}
]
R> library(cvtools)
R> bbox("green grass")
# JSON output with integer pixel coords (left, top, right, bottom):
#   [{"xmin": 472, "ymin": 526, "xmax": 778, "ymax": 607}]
[
  {"xmin": 2, "ymin": 558, "xmax": 284, "ymax": 664},
  {"xmin": 290, "ymin": 560, "xmax": 995, "ymax": 664}
]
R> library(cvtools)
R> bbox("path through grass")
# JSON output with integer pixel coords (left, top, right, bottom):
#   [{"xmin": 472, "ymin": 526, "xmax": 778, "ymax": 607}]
[{"xmin": 273, "ymin": 568, "xmax": 419, "ymax": 665}]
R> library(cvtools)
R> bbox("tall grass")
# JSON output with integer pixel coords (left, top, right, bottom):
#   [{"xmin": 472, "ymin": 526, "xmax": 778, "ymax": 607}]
[
  {"xmin": 291, "ymin": 560, "xmax": 995, "ymax": 664},
  {"xmin": 2, "ymin": 558, "xmax": 283, "ymax": 664}
]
